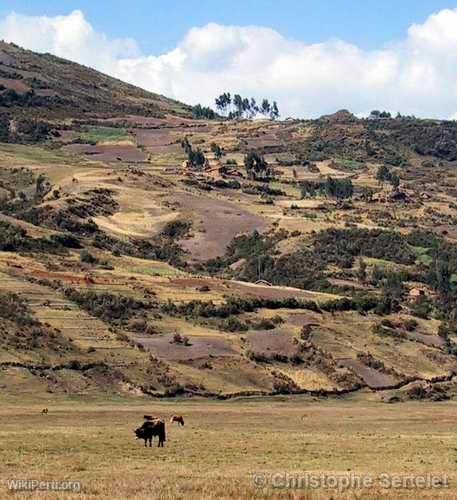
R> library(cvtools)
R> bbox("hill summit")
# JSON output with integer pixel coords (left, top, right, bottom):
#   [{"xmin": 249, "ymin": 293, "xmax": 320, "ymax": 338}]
[{"xmin": 0, "ymin": 41, "xmax": 190, "ymax": 118}]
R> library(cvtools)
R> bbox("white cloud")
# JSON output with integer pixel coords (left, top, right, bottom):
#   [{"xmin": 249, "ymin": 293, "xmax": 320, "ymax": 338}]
[
  {"xmin": 1, "ymin": 9, "xmax": 457, "ymax": 118},
  {"xmin": 0, "ymin": 10, "xmax": 139, "ymax": 74}
]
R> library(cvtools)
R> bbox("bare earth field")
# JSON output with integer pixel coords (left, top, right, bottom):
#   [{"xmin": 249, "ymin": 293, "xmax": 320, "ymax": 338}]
[{"xmin": 1, "ymin": 395, "xmax": 456, "ymax": 499}]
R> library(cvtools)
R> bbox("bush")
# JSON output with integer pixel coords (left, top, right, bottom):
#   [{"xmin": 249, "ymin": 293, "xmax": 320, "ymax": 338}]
[
  {"xmin": 162, "ymin": 296, "xmax": 322, "ymax": 320},
  {"xmin": 410, "ymin": 296, "xmax": 433, "ymax": 319},
  {"xmin": 172, "ymin": 332, "xmax": 183, "ymax": 344},
  {"xmin": 0, "ymin": 293, "xmax": 35, "ymax": 326},
  {"xmin": 0, "ymin": 220, "xmax": 63, "ymax": 254},
  {"xmin": 314, "ymin": 227, "xmax": 416, "ymax": 268},
  {"xmin": 64, "ymin": 289, "xmax": 148, "ymax": 323},
  {"xmin": 50, "ymin": 233, "xmax": 81, "ymax": 248},
  {"xmin": 80, "ymin": 249, "xmax": 98, "ymax": 264},
  {"xmin": 220, "ymin": 317, "xmax": 248, "ymax": 332},
  {"xmin": 249, "ymin": 318, "xmax": 277, "ymax": 330},
  {"xmin": 161, "ymin": 220, "xmax": 191, "ymax": 238},
  {"xmin": 403, "ymin": 319, "xmax": 418, "ymax": 331}
]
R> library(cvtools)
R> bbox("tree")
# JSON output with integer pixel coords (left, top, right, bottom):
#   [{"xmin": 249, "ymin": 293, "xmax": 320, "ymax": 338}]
[
  {"xmin": 181, "ymin": 137, "xmax": 206, "ymax": 168},
  {"xmin": 270, "ymin": 101, "xmax": 280, "ymax": 120},
  {"xmin": 233, "ymin": 94, "xmax": 243, "ymax": 118},
  {"xmin": 188, "ymin": 148, "xmax": 206, "ymax": 168},
  {"xmin": 300, "ymin": 180, "xmax": 318, "ymax": 198},
  {"xmin": 324, "ymin": 177, "xmax": 353, "ymax": 200},
  {"xmin": 215, "ymin": 95, "xmax": 225, "ymax": 114},
  {"xmin": 390, "ymin": 173, "xmax": 400, "ymax": 189},
  {"xmin": 216, "ymin": 93, "xmax": 279, "ymax": 120},
  {"xmin": 370, "ymin": 110, "xmax": 391, "ymax": 119},
  {"xmin": 211, "ymin": 142, "xmax": 224, "ymax": 159},
  {"xmin": 215, "ymin": 92, "xmax": 231, "ymax": 115},
  {"xmin": 433, "ymin": 258, "xmax": 451, "ymax": 296},
  {"xmin": 382, "ymin": 271, "xmax": 405, "ymax": 300},
  {"xmin": 242, "ymin": 97, "xmax": 250, "ymax": 118},
  {"xmin": 34, "ymin": 173, "xmax": 51, "ymax": 203},
  {"xmin": 181, "ymin": 137, "xmax": 192, "ymax": 154},
  {"xmin": 356, "ymin": 258, "xmax": 367, "ymax": 283},
  {"xmin": 260, "ymin": 99, "xmax": 271, "ymax": 116},
  {"xmin": 0, "ymin": 116, "xmax": 9, "ymax": 142},
  {"xmin": 191, "ymin": 104, "xmax": 216, "ymax": 119},
  {"xmin": 250, "ymin": 98, "xmax": 259, "ymax": 117},
  {"xmin": 376, "ymin": 165, "xmax": 391, "ymax": 184},
  {"xmin": 244, "ymin": 151, "xmax": 269, "ymax": 180}
]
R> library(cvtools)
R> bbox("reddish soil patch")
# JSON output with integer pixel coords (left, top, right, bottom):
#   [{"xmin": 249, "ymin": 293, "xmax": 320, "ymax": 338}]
[
  {"xmin": 36, "ymin": 89, "xmax": 57, "ymax": 97},
  {"xmin": 406, "ymin": 331, "xmax": 445, "ymax": 348},
  {"xmin": 174, "ymin": 192, "xmax": 268, "ymax": 260},
  {"xmin": 63, "ymin": 144, "xmax": 146, "ymax": 162},
  {"xmin": 244, "ymin": 133, "xmax": 282, "ymax": 150},
  {"xmin": 133, "ymin": 334, "xmax": 237, "ymax": 361},
  {"xmin": 286, "ymin": 311, "xmax": 326, "ymax": 327},
  {"xmin": 227, "ymin": 281, "xmax": 328, "ymax": 302},
  {"xmin": 337, "ymin": 358, "xmax": 400, "ymax": 389},
  {"xmin": 0, "ymin": 77, "xmax": 30, "ymax": 93},
  {"xmin": 133, "ymin": 128, "xmax": 175, "ymax": 147},
  {"xmin": 247, "ymin": 328, "xmax": 299, "ymax": 358}
]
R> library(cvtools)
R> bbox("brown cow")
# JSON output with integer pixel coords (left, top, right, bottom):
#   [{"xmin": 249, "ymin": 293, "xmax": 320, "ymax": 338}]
[
  {"xmin": 41, "ymin": 408, "xmax": 48, "ymax": 415},
  {"xmin": 134, "ymin": 419, "xmax": 166, "ymax": 447},
  {"xmin": 170, "ymin": 415, "xmax": 184, "ymax": 426}
]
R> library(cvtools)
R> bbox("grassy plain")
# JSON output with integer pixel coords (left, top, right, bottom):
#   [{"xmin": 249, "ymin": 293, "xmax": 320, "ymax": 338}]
[{"xmin": 1, "ymin": 395, "xmax": 456, "ymax": 499}]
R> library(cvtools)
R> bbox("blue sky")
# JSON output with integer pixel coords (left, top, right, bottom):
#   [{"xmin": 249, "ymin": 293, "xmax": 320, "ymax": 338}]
[
  {"xmin": 1, "ymin": 2, "xmax": 457, "ymax": 118},
  {"xmin": 1, "ymin": 0, "xmax": 455, "ymax": 54}
]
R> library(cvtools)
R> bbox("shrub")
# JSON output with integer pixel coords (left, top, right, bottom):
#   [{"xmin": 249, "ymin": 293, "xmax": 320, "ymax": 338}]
[
  {"xmin": 0, "ymin": 292, "xmax": 35, "ymax": 326},
  {"xmin": 161, "ymin": 220, "xmax": 191, "ymax": 238},
  {"xmin": 220, "ymin": 317, "xmax": 248, "ymax": 332},
  {"xmin": 172, "ymin": 332, "xmax": 183, "ymax": 344},
  {"xmin": 64, "ymin": 289, "xmax": 148, "ymax": 323},
  {"xmin": 50, "ymin": 233, "xmax": 81, "ymax": 248},
  {"xmin": 80, "ymin": 249, "xmax": 98, "ymax": 264},
  {"xmin": 403, "ymin": 319, "xmax": 418, "ymax": 331},
  {"xmin": 410, "ymin": 296, "xmax": 433, "ymax": 319}
]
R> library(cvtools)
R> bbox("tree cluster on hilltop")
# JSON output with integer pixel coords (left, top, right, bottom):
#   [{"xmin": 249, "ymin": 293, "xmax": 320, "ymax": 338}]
[
  {"xmin": 215, "ymin": 93, "xmax": 279, "ymax": 120},
  {"xmin": 191, "ymin": 104, "xmax": 217, "ymax": 119}
]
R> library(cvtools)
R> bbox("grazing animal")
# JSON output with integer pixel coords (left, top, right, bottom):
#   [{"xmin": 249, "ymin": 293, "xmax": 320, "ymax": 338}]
[
  {"xmin": 41, "ymin": 408, "xmax": 48, "ymax": 415},
  {"xmin": 134, "ymin": 419, "xmax": 166, "ymax": 447},
  {"xmin": 143, "ymin": 415, "xmax": 155, "ymax": 421},
  {"xmin": 170, "ymin": 415, "xmax": 184, "ymax": 426}
]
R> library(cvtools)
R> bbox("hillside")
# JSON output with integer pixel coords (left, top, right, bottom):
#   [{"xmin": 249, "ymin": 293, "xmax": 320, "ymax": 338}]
[
  {"xmin": 2, "ymin": 46, "xmax": 457, "ymax": 402},
  {"xmin": 0, "ymin": 41, "xmax": 190, "ymax": 119}
]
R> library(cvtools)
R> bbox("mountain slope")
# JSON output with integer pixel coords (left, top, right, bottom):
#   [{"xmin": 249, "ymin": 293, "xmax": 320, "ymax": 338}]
[
  {"xmin": 0, "ymin": 41, "xmax": 190, "ymax": 118},
  {"xmin": 1, "ymin": 45, "xmax": 457, "ymax": 401}
]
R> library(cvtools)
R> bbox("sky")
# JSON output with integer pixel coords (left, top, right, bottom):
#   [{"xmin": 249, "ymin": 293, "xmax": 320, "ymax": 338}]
[{"xmin": 1, "ymin": 1, "xmax": 457, "ymax": 118}]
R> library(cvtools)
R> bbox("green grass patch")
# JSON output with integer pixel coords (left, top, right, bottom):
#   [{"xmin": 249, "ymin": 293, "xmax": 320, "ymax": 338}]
[
  {"xmin": 79, "ymin": 126, "xmax": 130, "ymax": 144},
  {"xmin": 412, "ymin": 246, "xmax": 433, "ymax": 266},
  {"xmin": 337, "ymin": 159, "xmax": 365, "ymax": 170},
  {"xmin": 127, "ymin": 265, "xmax": 186, "ymax": 277},
  {"xmin": 364, "ymin": 257, "xmax": 409, "ymax": 270},
  {"xmin": 269, "ymin": 181, "xmax": 300, "ymax": 198},
  {"xmin": 0, "ymin": 143, "xmax": 72, "ymax": 165}
]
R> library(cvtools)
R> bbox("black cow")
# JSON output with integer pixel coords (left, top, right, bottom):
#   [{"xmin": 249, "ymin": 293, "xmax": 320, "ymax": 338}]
[{"xmin": 134, "ymin": 419, "xmax": 166, "ymax": 447}]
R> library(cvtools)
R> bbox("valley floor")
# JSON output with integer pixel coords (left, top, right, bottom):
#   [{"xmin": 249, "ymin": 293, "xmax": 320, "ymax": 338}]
[{"xmin": 1, "ymin": 394, "xmax": 457, "ymax": 499}]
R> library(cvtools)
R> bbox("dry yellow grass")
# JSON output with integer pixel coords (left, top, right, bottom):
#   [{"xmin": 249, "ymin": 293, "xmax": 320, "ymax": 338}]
[{"xmin": 1, "ymin": 395, "xmax": 456, "ymax": 499}]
